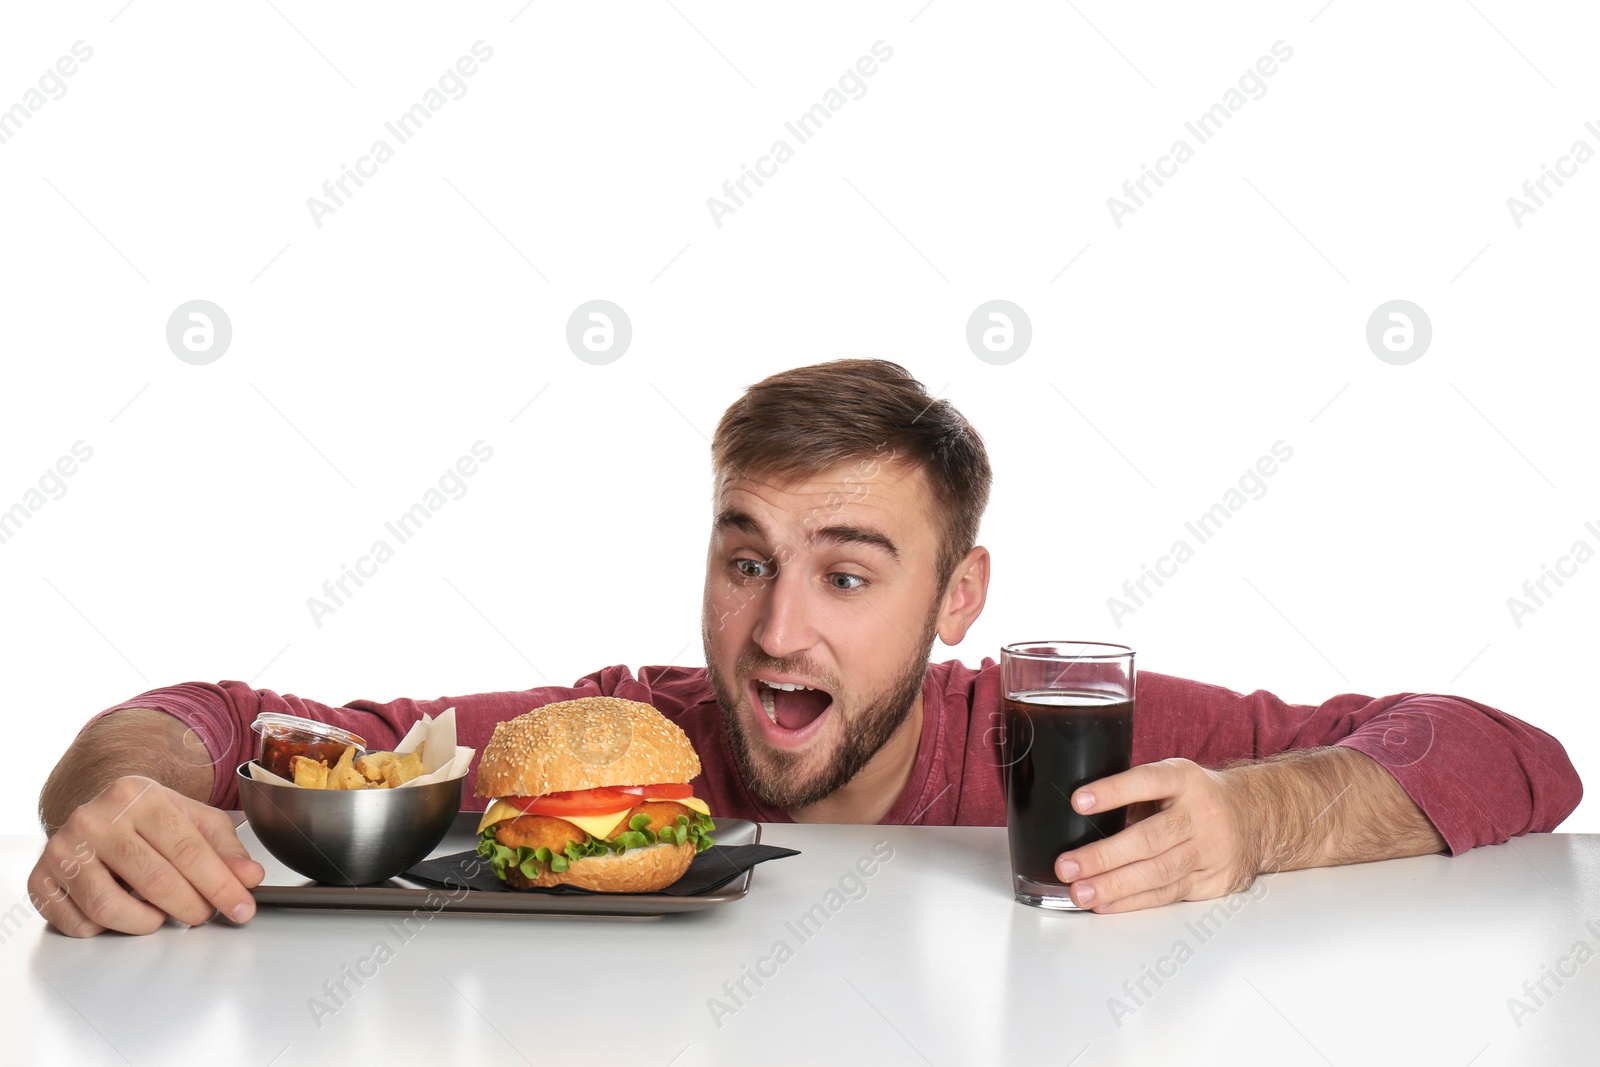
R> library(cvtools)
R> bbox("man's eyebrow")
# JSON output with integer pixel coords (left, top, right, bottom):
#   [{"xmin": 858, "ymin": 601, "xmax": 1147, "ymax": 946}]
[
  {"xmin": 714, "ymin": 508, "xmax": 766, "ymax": 537},
  {"xmin": 715, "ymin": 510, "xmax": 900, "ymax": 562},
  {"xmin": 813, "ymin": 524, "xmax": 900, "ymax": 561}
]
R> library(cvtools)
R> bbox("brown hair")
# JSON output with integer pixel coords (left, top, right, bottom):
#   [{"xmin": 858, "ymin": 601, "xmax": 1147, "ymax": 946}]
[{"xmin": 711, "ymin": 359, "xmax": 992, "ymax": 587}]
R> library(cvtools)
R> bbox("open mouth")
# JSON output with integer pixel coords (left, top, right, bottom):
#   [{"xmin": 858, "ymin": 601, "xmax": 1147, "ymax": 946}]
[{"xmin": 748, "ymin": 677, "xmax": 834, "ymax": 742}]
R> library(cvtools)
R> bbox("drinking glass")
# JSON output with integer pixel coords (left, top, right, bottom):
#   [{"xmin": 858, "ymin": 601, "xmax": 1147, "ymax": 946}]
[{"xmin": 1002, "ymin": 641, "xmax": 1136, "ymax": 910}]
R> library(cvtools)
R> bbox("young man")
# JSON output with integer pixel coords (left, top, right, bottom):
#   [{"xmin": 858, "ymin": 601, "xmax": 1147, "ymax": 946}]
[{"xmin": 31, "ymin": 360, "xmax": 1581, "ymax": 935}]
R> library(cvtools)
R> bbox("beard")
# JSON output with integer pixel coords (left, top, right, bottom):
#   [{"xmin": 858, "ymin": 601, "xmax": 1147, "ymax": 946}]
[{"xmin": 703, "ymin": 605, "xmax": 941, "ymax": 811}]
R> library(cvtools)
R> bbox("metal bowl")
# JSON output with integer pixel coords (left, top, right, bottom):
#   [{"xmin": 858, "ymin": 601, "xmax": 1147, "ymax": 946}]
[{"xmin": 237, "ymin": 762, "xmax": 464, "ymax": 885}]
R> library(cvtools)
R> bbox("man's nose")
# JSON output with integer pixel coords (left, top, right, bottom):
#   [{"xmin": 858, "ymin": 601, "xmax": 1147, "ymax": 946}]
[{"xmin": 752, "ymin": 571, "xmax": 817, "ymax": 660}]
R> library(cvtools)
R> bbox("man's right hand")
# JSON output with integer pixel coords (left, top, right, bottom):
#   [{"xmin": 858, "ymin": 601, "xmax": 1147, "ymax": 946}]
[{"xmin": 29, "ymin": 776, "xmax": 264, "ymax": 937}]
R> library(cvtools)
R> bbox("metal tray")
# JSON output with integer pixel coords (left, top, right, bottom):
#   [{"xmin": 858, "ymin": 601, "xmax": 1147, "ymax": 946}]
[{"xmin": 237, "ymin": 812, "xmax": 761, "ymax": 918}]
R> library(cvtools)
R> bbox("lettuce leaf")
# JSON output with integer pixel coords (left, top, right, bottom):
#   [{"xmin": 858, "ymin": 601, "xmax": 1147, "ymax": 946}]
[{"xmin": 477, "ymin": 810, "xmax": 716, "ymax": 884}]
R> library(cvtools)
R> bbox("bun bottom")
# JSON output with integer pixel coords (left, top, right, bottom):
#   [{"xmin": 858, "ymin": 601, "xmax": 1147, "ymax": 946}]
[{"xmin": 503, "ymin": 841, "xmax": 697, "ymax": 893}]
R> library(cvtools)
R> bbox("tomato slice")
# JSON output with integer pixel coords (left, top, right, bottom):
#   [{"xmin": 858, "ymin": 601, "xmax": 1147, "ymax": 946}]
[
  {"xmin": 506, "ymin": 783, "xmax": 692, "ymax": 816},
  {"xmin": 507, "ymin": 787, "xmax": 638, "ymax": 816},
  {"xmin": 636, "ymin": 782, "xmax": 693, "ymax": 800}
]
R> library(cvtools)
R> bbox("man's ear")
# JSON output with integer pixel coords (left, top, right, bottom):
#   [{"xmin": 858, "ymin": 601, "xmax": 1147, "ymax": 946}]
[{"xmin": 937, "ymin": 545, "xmax": 990, "ymax": 646}]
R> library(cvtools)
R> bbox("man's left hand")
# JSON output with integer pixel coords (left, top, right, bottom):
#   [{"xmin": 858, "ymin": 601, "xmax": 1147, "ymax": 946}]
[{"xmin": 1053, "ymin": 758, "xmax": 1258, "ymax": 913}]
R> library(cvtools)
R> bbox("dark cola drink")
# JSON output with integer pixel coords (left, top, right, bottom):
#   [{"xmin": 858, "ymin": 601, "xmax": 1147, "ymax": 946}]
[{"xmin": 1003, "ymin": 690, "xmax": 1135, "ymax": 888}]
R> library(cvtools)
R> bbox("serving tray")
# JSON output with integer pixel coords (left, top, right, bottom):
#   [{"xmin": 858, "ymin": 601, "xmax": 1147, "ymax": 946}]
[{"xmin": 236, "ymin": 812, "xmax": 762, "ymax": 918}]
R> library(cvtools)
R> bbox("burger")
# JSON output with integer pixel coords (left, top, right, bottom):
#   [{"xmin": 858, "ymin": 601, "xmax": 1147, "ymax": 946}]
[{"xmin": 474, "ymin": 696, "xmax": 716, "ymax": 892}]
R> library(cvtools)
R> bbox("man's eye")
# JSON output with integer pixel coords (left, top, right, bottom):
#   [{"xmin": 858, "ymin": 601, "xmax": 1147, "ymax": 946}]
[
  {"xmin": 734, "ymin": 559, "xmax": 771, "ymax": 579},
  {"xmin": 829, "ymin": 573, "xmax": 867, "ymax": 591}
]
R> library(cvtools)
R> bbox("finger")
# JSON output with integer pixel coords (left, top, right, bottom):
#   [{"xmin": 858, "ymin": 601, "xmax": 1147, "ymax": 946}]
[
  {"xmin": 1071, "ymin": 842, "xmax": 1200, "ymax": 912},
  {"xmin": 57, "ymin": 849, "xmax": 168, "ymax": 935},
  {"xmin": 1072, "ymin": 759, "xmax": 1190, "ymax": 816},
  {"xmin": 1091, "ymin": 860, "xmax": 1250, "ymax": 913},
  {"xmin": 1084, "ymin": 875, "xmax": 1194, "ymax": 914},
  {"xmin": 28, "ymin": 871, "xmax": 105, "ymax": 938},
  {"xmin": 1058, "ymin": 805, "xmax": 1193, "ymax": 882},
  {"xmin": 128, "ymin": 801, "xmax": 250, "ymax": 926},
  {"xmin": 52, "ymin": 789, "xmax": 205, "ymax": 931},
  {"xmin": 183, "ymin": 802, "xmax": 264, "ymax": 915}
]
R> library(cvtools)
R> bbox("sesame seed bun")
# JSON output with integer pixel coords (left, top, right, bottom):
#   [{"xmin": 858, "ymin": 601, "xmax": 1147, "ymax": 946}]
[{"xmin": 475, "ymin": 696, "xmax": 703, "ymax": 799}]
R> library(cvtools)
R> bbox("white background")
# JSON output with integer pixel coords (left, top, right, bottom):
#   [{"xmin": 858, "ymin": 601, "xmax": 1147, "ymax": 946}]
[{"xmin": 1, "ymin": 2, "xmax": 1593, "ymax": 838}]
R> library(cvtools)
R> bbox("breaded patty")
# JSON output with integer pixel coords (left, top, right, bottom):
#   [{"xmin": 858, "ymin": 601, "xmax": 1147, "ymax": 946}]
[
  {"xmin": 494, "ymin": 801, "xmax": 693, "ymax": 850},
  {"xmin": 494, "ymin": 814, "xmax": 589, "ymax": 852}
]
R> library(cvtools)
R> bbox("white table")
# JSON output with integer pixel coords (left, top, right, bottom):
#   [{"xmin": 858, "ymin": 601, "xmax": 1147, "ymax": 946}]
[{"xmin": 5, "ymin": 825, "xmax": 1598, "ymax": 1066}]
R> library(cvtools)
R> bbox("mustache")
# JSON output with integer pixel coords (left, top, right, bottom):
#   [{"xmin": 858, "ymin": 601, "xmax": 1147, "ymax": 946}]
[{"xmin": 734, "ymin": 651, "xmax": 840, "ymax": 694}]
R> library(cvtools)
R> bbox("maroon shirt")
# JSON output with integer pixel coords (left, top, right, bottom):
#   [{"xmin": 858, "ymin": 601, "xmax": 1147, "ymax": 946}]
[{"xmin": 93, "ymin": 660, "xmax": 1581, "ymax": 855}]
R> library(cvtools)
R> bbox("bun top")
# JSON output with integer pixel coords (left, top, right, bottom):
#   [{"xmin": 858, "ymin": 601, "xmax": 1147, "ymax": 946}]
[{"xmin": 475, "ymin": 696, "xmax": 702, "ymax": 798}]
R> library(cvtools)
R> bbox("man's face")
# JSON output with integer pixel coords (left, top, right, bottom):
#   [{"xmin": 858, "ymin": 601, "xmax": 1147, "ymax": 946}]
[{"xmin": 701, "ymin": 456, "xmax": 947, "ymax": 810}]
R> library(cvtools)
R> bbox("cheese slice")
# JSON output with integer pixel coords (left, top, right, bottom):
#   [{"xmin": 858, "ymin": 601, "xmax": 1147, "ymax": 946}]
[{"xmin": 477, "ymin": 794, "xmax": 710, "ymax": 836}]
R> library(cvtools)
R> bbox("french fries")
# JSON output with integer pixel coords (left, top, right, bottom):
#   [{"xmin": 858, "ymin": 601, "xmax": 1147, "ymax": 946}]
[
  {"xmin": 289, "ymin": 743, "xmax": 426, "ymax": 789},
  {"xmin": 290, "ymin": 755, "xmax": 329, "ymax": 789},
  {"xmin": 329, "ymin": 745, "xmax": 366, "ymax": 790},
  {"xmin": 357, "ymin": 748, "xmax": 424, "ymax": 786}
]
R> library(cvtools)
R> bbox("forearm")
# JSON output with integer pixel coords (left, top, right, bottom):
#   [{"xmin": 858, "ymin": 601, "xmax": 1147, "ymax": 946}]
[
  {"xmin": 38, "ymin": 709, "xmax": 215, "ymax": 835},
  {"xmin": 1144, "ymin": 674, "xmax": 1581, "ymax": 854},
  {"xmin": 1221, "ymin": 746, "xmax": 1446, "ymax": 878}
]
